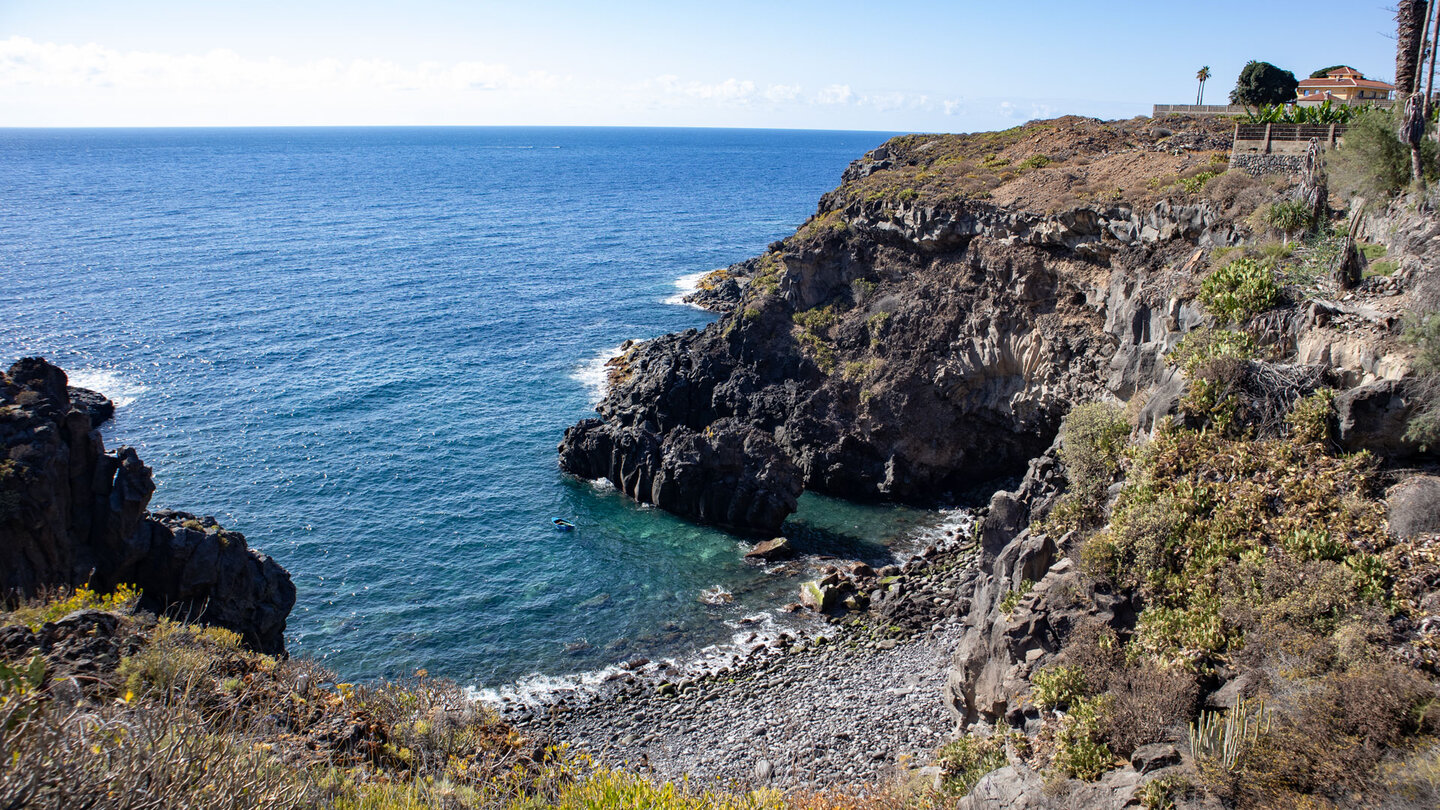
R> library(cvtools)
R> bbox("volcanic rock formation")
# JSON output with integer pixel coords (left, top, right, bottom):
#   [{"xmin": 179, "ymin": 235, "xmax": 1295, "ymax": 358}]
[{"xmin": 0, "ymin": 357, "xmax": 294, "ymax": 654}]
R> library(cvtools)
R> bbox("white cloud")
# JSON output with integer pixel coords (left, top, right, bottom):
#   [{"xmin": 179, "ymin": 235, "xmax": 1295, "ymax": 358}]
[
  {"xmin": 0, "ymin": 35, "xmax": 1058, "ymax": 130},
  {"xmin": 815, "ymin": 84, "xmax": 852, "ymax": 105},
  {"xmin": 0, "ymin": 36, "xmax": 565, "ymax": 95},
  {"xmin": 645, "ymin": 75, "xmax": 759, "ymax": 103},
  {"xmin": 763, "ymin": 83, "xmax": 801, "ymax": 103}
]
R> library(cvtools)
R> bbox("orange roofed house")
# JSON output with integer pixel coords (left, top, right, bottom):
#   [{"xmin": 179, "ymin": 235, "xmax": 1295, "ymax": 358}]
[{"xmin": 1295, "ymin": 67, "xmax": 1394, "ymax": 105}]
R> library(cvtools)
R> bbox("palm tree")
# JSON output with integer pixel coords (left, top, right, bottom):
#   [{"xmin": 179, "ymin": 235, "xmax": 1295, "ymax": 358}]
[
  {"xmin": 1396, "ymin": 0, "xmax": 1430, "ymax": 99},
  {"xmin": 1196, "ymin": 66, "xmax": 1212, "ymax": 105}
]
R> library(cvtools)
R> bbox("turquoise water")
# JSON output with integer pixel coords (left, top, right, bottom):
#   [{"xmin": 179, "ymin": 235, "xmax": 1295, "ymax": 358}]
[{"xmin": 0, "ymin": 127, "xmax": 950, "ymax": 689}]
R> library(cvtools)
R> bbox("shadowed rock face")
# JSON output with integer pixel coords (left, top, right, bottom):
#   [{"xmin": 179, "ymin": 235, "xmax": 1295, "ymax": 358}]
[
  {"xmin": 559, "ymin": 417, "xmax": 802, "ymax": 535},
  {"xmin": 558, "ymin": 192, "xmax": 1230, "ymax": 532},
  {"xmin": 0, "ymin": 357, "xmax": 294, "ymax": 654},
  {"xmin": 66, "ymin": 386, "xmax": 114, "ymax": 428}
]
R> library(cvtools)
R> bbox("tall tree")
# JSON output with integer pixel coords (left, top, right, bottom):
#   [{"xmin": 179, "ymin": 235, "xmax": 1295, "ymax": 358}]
[
  {"xmin": 1397, "ymin": 0, "xmax": 1430, "ymax": 100},
  {"xmin": 1230, "ymin": 61, "xmax": 1299, "ymax": 108},
  {"xmin": 1196, "ymin": 66, "xmax": 1212, "ymax": 105}
]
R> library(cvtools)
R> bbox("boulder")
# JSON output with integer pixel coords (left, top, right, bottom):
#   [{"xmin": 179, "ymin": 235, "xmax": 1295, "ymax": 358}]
[
  {"xmin": 1130, "ymin": 743, "xmax": 1181, "ymax": 774},
  {"xmin": 956, "ymin": 765, "xmax": 1046, "ymax": 810},
  {"xmin": 745, "ymin": 537, "xmax": 796, "ymax": 561},
  {"xmin": 800, "ymin": 580, "xmax": 838, "ymax": 613},
  {"xmin": 67, "ymin": 386, "xmax": 115, "ymax": 428},
  {"xmin": 1388, "ymin": 475, "xmax": 1440, "ymax": 537},
  {"xmin": 1335, "ymin": 379, "xmax": 1420, "ymax": 458}
]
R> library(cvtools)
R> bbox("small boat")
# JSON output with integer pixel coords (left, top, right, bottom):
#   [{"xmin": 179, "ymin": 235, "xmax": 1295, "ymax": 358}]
[{"xmin": 552, "ymin": 518, "xmax": 576, "ymax": 531}]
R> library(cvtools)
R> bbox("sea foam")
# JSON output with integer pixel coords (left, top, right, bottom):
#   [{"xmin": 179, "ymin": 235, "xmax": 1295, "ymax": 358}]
[
  {"xmin": 65, "ymin": 367, "xmax": 147, "ymax": 409},
  {"xmin": 569, "ymin": 344, "xmax": 629, "ymax": 406},
  {"xmin": 663, "ymin": 270, "xmax": 714, "ymax": 309}
]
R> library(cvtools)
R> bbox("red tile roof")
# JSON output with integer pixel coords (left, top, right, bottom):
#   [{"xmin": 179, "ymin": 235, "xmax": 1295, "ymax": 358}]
[{"xmin": 1297, "ymin": 77, "xmax": 1395, "ymax": 91}]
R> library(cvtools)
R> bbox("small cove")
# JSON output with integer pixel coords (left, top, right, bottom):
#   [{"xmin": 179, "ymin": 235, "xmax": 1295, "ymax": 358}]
[{"xmin": 0, "ymin": 126, "xmax": 969, "ymax": 693}]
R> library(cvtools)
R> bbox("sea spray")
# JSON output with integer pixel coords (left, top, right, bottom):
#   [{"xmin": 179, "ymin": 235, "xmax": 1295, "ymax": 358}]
[{"xmin": 663, "ymin": 270, "xmax": 714, "ymax": 309}]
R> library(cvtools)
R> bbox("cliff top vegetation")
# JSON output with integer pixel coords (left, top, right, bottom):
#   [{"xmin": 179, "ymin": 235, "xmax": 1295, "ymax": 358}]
[{"xmin": 821, "ymin": 114, "xmax": 1238, "ymax": 214}]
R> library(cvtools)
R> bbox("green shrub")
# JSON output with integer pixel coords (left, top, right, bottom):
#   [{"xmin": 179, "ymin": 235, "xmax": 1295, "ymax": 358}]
[
  {"xmin": 1043, "ymin": 402, "xmax": 1130, "ymax": 534},
  {"xmin": 1368, "ymin": 258, "xmax": 1399, "ymax": 277},
  {"xmin": 1053, "ymin": 696, "xmax": 1116, "ymax": 781},
  {"xmin": 1018, "ymin": 154, "xmax": 1052, "ymax": 170},
  {"xmin": 1260, "ymin": 199, "xmax": 1315, "ymax": 243},
  {"xmin": 1000, "ymin": 579, "xmax": 1035, "ymax": 616},
  {"xmin": 792, "ymin": 304, "xmax": 839, "ymax": 333},
  {"xmin": 1198, "ymin": 258, "xmax": 1281, "ymax": 323},
  {"xmin": 794, "ymin": 330, "xmax": 837, "ymax": 374},
  {"xmin": 935, "ymin": 730, "xmax": 1012, "ymax": 797},
  {"xmin": 1285, "ymin": 388, "xmax": 1334, "ymax": 444},
  {"xmin": 1139, "ymin": 775, "xmax": 1190, "ymax": 810},
  {"xmin": 1083, "ymin": 424, "xmax": 1389, "ymax": 671},
  {"xmin": 1331, "ymin": 108, "xmax": 1439, "ymax": 200},
  {"xmin": 1031, "ymin": 665, "xmax": 1087, "ymax": 711},
  {"xmin": 1168, "ymin": 329, "xmax": 1257, "ymax": 375},
  {"xmin": 1404, "ymin": 313, "xmax": 1440, "ymax": 449},
  {"xmin": 8, "ymin": 583, "xmax": 140, "ymax": 631},
  {"xmin": 1178, "ymin": 170, "xmax": 1222, "ymax": 194}
]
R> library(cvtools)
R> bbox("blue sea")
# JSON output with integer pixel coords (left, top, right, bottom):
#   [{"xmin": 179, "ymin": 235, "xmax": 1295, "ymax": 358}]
[{"xmin": 0, "ymin": 127, "xmax": 956, "ymax": 692}]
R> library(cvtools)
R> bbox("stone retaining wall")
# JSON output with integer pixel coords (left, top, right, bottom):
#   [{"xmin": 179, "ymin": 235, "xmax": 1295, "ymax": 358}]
[{"xmin": 1229, "ymin": 153, "xmax": 1307, "ymax": 176}]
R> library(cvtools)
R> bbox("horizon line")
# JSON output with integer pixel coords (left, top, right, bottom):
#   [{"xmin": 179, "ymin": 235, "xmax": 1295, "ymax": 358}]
[{"xmin": 0, "ymin": 123, "xmax": 914, "ymax": 134}]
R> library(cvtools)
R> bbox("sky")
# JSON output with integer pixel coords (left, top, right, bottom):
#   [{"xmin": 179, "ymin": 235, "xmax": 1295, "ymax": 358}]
[{"xmin": 0, "ymin": 1, "xmax": 1407, "ymax": 131}]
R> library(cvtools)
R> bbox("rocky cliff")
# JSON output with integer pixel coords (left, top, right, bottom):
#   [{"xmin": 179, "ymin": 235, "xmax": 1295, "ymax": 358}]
[
  {"xmin": 555, "ymin": 116, "xmax": 1440, "ymax": 805},
  {"xmin": 558, "ymin": 116, "xmax": 1407, "ymax": 534},
  {"xmin": 0, "ymin": 357, "xmax": 294, "ymax": 654}
]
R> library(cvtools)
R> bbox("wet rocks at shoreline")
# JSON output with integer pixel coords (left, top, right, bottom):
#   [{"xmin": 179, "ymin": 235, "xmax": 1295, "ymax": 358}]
[
  {"xmin": 66, "ymin": 386, "xmax": 115, "ymax": 427},
  {"xmin": 558, "ymin": 416, "xmax": 803, "ymax": 535},
  {"xmin": 505, "ymin": 534, "xmax": 981, "ymax": 789}
]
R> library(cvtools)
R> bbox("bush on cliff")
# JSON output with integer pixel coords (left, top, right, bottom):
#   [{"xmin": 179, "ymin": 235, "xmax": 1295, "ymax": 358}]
[
  {"xmin": 1403, "ymin": 310, "xmax": 1440, "ymax": 450},
  {"xmin": 1040, "ymin": 402, "xmax": 1129, "ymax": 534},
  {"xmin": 1083, "ymin": 421, "xmax": 1388, "ymax": 670},
  {"xmin": 0, "ymin": 589, "xmax": 964, "ymax": 810},
  {"xmin": 0, "ymin": 589, "xmax": 561, "ymax": 810},
  {"xmin": 1067, "ymin": 383, "xmax": 1440, "ymax": 804},
  {"xmin": 1198, "ymin": 258, "xmax": 1282, "ymax": 323},
  {"xmin": 1331, "ymin": 108, "xmax": 1438, "ymax": 200}
]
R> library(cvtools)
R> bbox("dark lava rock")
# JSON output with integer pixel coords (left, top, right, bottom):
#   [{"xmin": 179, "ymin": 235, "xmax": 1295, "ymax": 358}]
[
  {"xmin": 0, "ymin": 357, "xmax": 295, "ymax": 655},
  {"xmin": 559, "ymin": 416, "xmax": 802, "ymax": 535},
  {"xmin": 67, "ymin": 386, "xmax": 115, "ymax": 428},
  {"xmin": 1335, "ymin": 379, "xmax": 1420, "ymax": 458}
]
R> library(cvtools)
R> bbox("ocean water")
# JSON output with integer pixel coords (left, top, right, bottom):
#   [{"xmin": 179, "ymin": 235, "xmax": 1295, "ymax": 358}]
[{"xmin": 0, "ymin": 126, "xmax": 954, "ymax": 691}]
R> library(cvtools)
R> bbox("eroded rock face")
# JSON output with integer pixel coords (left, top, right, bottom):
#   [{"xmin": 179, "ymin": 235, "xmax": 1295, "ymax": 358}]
[
  {"xmin": 559, "ymin": 416, "xmax": 801, "ymax": 534},
  {"xmin": 0, "ymin": 358, "xmax": 294, "ymax": 654},
  {"xmin": 559, "ymin": 196, "xmax": 1223, "ymax": 531},
  {"xmin": 67, "ymin": 386, "xmax": 115, "ymax": 428},
  {"xmin": 942, "ymin": 443, "xmax": 1136, "ymax": 728}
]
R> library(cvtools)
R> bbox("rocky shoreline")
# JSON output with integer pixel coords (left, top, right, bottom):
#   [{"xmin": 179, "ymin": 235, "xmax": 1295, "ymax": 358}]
[{"xmin": 507, "ymin": 529, "xmax": 982, "ymax": 789}]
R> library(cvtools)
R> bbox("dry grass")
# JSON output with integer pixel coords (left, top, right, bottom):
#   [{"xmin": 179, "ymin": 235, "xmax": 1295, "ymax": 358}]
[
  {"xmin": 0, "ymin": 590, "xmax": 968, "ymax": 810},
  {"xmin": 824, "ymin": 115, "xmax": 1235, "ymax": 214}
]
